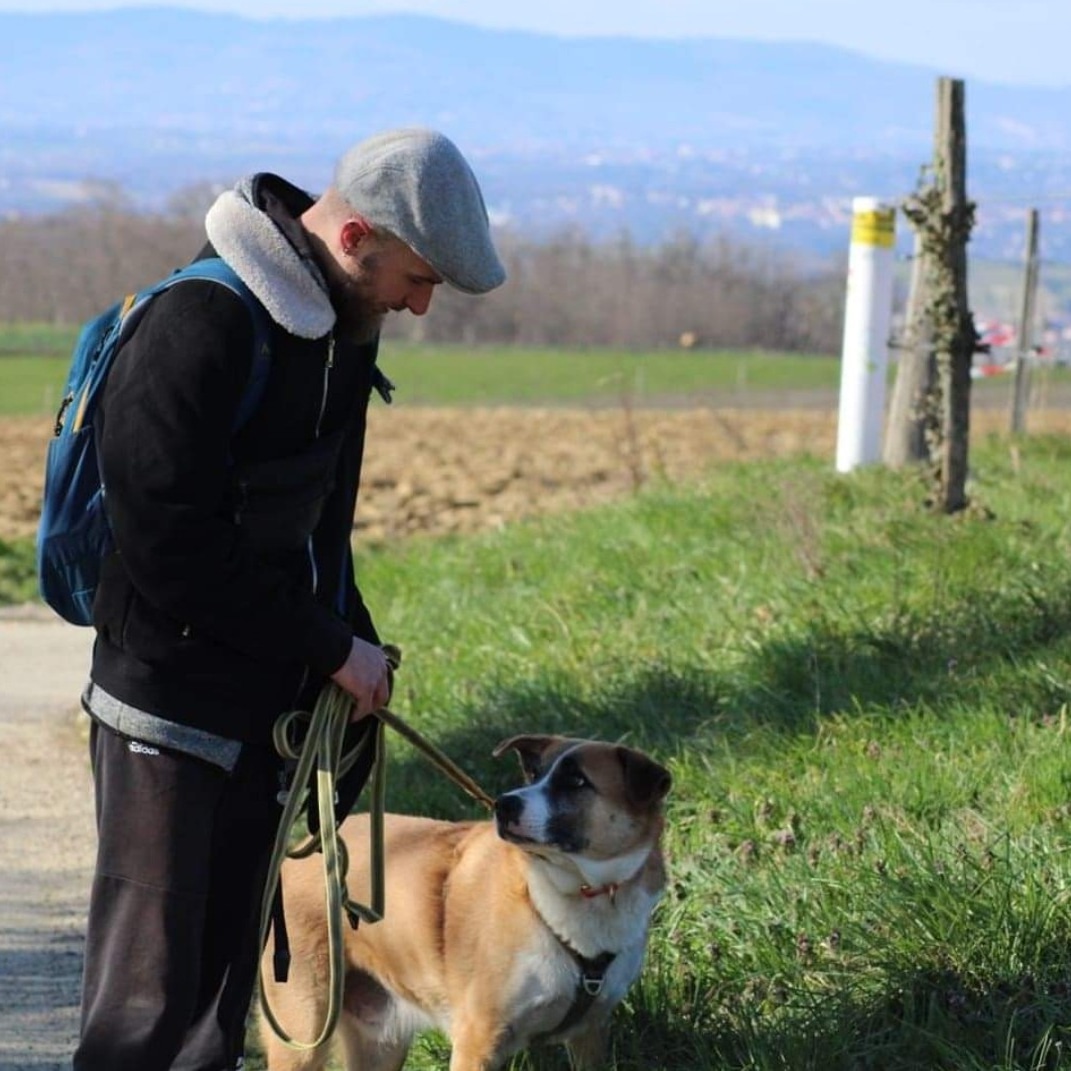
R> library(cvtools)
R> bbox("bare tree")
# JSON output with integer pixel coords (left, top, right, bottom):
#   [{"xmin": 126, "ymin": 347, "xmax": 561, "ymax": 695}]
[{"xmin": 2, "ymin": 204, "xmax": 845, "ymax": 355}]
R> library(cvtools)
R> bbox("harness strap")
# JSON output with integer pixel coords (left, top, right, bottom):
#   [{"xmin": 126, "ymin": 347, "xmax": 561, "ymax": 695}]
[
  {"xmin": 270, "ymin": 883, "xmax": 290, "ymax": 984},
  {"xmin": 540, "ymin": 943, "xmax": 617, "ymax": 1040}
]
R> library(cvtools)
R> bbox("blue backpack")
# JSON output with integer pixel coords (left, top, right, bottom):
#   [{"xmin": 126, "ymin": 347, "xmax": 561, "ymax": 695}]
[{"xmin": 36, "ymin": 258, "xmax": 273, "ymax": 626}]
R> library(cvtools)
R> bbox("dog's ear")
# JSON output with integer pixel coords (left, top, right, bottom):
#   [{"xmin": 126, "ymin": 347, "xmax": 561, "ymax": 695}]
[
  {"xmin": 492, "ymin": 735, "xmax": 568, "ymax": 784},
  {"xmin": 616, "ymin": 746, "xmax": 672, "ymax": 808}
]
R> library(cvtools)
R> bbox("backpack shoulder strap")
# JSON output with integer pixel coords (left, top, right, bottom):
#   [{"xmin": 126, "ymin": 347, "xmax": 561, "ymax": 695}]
[{"xmin": 152, "ymin": 258, "xmax": 273, "ymax": 431}]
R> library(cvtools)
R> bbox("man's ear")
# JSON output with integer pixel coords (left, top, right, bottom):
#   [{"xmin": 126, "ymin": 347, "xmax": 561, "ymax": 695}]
[{"xmin": 340, "ymin": 216, "xmax": 374, "ymax": 257}]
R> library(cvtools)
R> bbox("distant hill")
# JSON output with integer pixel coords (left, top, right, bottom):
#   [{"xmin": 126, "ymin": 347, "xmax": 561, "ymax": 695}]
[{"xmin": 2, "ymin": 9, "xmax": 1070, "ymax": 261}]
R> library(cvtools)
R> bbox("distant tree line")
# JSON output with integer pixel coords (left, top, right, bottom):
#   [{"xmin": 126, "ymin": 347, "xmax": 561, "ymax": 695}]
[{"xmin": 0, "ymin": 202, "xmax": 845, "ymax": 353}]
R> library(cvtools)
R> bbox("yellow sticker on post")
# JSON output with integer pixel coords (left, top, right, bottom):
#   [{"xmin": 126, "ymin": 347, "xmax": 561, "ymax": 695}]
[{"xmin": 851, "ymin": 207, "xmax": 896, "ymax": 248}]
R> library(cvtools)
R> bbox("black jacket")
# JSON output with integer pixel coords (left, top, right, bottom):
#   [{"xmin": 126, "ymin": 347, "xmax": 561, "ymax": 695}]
[{"xmin": 91, "ymin": 175, "xmax": 381, "ymax": 747}]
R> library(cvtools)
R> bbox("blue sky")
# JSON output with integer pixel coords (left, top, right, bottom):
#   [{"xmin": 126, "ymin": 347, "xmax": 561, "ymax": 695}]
[{"xmin": 0, "ymin": 0, "xmax": 1066, "ymax": 89}]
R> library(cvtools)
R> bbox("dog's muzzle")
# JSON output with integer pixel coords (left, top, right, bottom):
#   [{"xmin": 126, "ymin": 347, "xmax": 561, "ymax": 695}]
[{"xmin": 493, "ymin": 793, "xmax": 528, "ymax": 840}]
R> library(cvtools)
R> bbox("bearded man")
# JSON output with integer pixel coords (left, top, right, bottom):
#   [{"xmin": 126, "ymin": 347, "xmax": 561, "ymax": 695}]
[{"xmin": 73, "ymin": 128, "xmax": 505, "ymax": 1071}]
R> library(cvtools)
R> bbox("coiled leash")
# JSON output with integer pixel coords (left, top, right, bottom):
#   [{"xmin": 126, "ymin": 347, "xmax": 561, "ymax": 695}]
[{"xmin": 257, "ymin": 646, "xmax": 495, "ymax": 1051}]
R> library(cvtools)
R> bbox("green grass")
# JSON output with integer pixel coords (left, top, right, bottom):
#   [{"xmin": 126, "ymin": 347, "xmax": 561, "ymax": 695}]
[
  {"xmin": 0, "ymin": 323, "xmax": 79, "ymax": 416},
  {"xmin": 241, "ymin": 434, "xmax": 1071, "ymax": 1069},
  {"xmin": 374, "ymin": 344, "xmax": 841, "ymax": 405},
  {"xmin": 0, "ymin": 538, "xmax": 36, "ymax": 605},
  {"xmin": 0, "ymin": 342, "xmax": 842, "ymax": 417},
  {"xmin": 0, "ymin": 321, "xmax": 847, "ymax": 415},
  {"xmin": 0, "ymin": 322, "xmax": 78, "ymax": 355},
  {"xmin": 0, "ymin": 356, "xmax": 71, "ymax": 416},
  {"xmin": 4, "ymin": 321, "xmax": 1070, "ymax": 416},
  {"xmin": 9, "ymin": 339, "xmax": 1064, "ymax": 416}
]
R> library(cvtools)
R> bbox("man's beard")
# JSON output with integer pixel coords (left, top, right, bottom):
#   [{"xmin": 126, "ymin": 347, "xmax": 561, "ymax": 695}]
[{"xmin": 334, "ymin": 255, "xmax": 386, "ymax": 343}]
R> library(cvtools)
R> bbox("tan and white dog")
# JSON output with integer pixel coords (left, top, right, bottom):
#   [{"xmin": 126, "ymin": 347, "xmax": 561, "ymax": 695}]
[{"xmin": 259, "ymin": 734, "xmax": 672, "ymax": 1071}]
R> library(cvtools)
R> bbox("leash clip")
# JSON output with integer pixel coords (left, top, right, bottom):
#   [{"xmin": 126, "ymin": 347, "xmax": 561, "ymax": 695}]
[{"xmin": 581, "ymin": 974, "xmax": 605, "ymax": 997}]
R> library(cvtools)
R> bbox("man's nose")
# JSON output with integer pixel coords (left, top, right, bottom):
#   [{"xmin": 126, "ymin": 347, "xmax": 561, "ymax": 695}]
[{"xmin": 406, "ymin": 285, "xmax": 434, "ymax": 317}]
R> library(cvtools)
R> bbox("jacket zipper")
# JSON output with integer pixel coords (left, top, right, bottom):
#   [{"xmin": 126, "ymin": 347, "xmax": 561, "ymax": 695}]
[
  {"xmin": 307, "ymin": 334, "xmax": 333, "ymax": 594},
  {"xmin": 293, "ymin": 332, "xmax": 336, "ymax": 708},
  {"xmin": 314, "ymin": 334, "xmax": 335, "ymax": 439}
]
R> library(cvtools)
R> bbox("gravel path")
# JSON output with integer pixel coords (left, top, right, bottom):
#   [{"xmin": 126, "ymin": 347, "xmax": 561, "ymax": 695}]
[{"xmin": 0, "ymin": 607, "xmax": 95, "ymax": 1070}]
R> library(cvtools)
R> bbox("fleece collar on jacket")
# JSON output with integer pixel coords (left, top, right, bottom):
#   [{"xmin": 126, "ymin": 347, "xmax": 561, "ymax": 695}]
[{"xmin": 204, "ymin": 176, "xmax": 336, "ymax": 340}]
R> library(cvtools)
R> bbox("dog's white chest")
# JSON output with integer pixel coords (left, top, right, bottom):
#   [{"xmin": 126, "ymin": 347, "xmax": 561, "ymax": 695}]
[{"xmin": 502, "ymin": 931, "xmax": 644, "ymax": 1046}]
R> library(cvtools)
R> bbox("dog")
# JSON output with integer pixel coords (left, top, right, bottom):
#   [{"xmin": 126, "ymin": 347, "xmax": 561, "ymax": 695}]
[{"xmin": 259, "ymin": 734, "xmax": 672, "ymax": 1071}]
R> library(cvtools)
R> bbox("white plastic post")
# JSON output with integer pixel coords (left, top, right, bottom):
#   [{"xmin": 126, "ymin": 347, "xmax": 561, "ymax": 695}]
[{"xmin": 835, "ymin": 197, "xmax": 897, "ymax": 473}]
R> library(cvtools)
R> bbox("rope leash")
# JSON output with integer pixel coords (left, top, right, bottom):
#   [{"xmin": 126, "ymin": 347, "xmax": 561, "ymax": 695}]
[
  {"xmin": 257, "ymin": 652, "xmax": 495, "ymax": 1051},
  {"xmin": 374, "ymin": 705, "xmax": 495, "ymax": 811}
]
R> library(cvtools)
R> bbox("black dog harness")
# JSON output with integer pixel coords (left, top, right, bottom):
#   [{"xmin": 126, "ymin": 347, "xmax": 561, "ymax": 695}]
[{"xmin": 537, "ymin": 936, "xmax": 617, "ymax": 1041}]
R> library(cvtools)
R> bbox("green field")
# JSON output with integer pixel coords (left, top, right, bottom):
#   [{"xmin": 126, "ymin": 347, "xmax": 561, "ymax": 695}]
[
  {"xmin": 5, "ymin": 321, "xmax": 1069, "ymax": 418},
  {"xmin": 0, "ymin": 343, "xmax": 843, "ymax": 419},
  {"xmin": 366, "ymin": 344, "xmax": 842, "ymax": 406},
  {"xmin": 0, "ymin": 322, "xmax": 78, "ymax": 356}
]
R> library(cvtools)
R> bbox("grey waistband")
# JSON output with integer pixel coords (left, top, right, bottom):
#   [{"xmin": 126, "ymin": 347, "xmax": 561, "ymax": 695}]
[{"xmin": 82, "ymin": 680, "xmax": 243, "ymax": 772}]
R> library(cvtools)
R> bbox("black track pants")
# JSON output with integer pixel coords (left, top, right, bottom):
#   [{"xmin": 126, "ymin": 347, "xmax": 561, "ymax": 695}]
[{"xmin": 73, "ymin": 721, "xmax": 283, "ymax": 1071}]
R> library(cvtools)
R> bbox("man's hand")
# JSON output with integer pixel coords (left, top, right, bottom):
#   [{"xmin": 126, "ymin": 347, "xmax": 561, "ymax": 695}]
[{"xmin": 329, "ymin": 637, "xmax": 392, "ymax": 721}]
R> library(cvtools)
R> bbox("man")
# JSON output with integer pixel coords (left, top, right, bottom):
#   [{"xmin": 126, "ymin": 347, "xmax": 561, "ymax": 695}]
[{"xmin": 73, "ymin": 128, "xmax": 505, "ymax": 1070}]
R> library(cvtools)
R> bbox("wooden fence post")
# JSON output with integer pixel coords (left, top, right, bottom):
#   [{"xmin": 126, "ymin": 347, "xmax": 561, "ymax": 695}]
[
  {"xmin": 1009, "ymin": 208, "xmax": 1040, "ymax": 435},
  {"xmin": 884, "ymin": 229, "xmax": 936, "ymax": 466},
  {"xmin": 925, "ymin": 77, "xmax": 977, "ymax": 512}
]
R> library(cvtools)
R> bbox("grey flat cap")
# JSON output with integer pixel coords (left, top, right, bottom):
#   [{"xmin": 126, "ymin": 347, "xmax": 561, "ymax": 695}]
[{"xmin": 335, "ymin": 128, "xmax": 505, "ymax": 295}]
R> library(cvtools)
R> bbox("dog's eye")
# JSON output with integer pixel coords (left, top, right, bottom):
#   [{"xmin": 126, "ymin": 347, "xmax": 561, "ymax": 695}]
[{"xmin": 552, "ymin": 758, "xmax": 592, "ymax": 792}]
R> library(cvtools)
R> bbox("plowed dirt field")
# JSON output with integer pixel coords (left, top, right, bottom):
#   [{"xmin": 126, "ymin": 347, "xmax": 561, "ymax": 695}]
[{"xmin": 5, "ymin": 403, "xmax": 1070, "ymax": 542}]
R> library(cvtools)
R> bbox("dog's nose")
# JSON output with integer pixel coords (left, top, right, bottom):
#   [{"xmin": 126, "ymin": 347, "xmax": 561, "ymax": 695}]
[{"xmin": 494, "ymin": 794, "xmax": 522, "ymax": 823}]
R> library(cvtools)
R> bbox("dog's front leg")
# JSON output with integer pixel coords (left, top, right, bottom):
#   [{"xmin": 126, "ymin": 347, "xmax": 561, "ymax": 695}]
[{"xmin": 448, "ymin": 1015, "xmax": 511, "ymax": 1071}]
